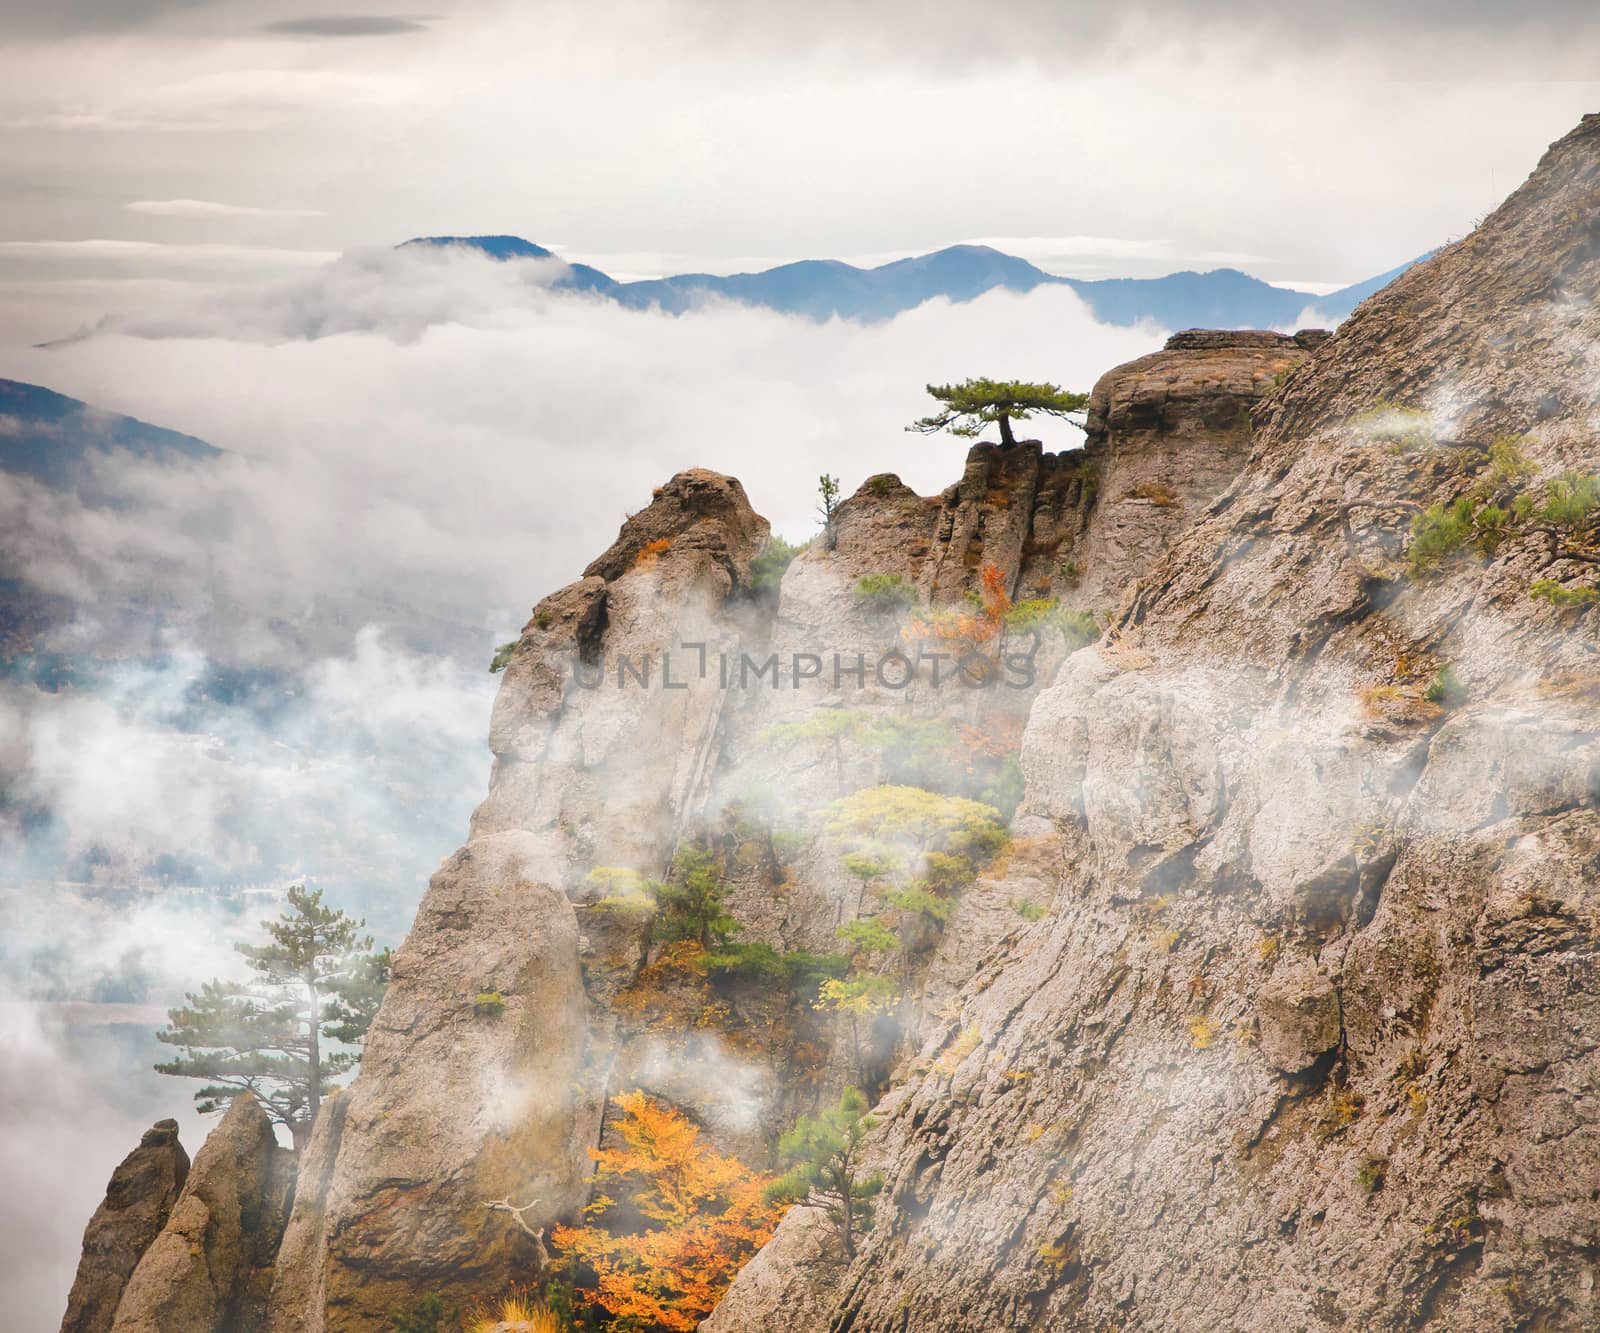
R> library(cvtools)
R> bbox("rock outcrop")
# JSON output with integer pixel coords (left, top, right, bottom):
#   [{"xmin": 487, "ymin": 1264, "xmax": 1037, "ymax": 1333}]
[
  {"xmin": 708, "ymin": 113, "xmax": 1600, "ymax": 1332},
  {"xmin": 110, "ymin": 1095, "xmax": 291, "ymax": 1333},
  {"xmin": 1062, "ymin": 327, "xmax": 1323, "ymax": 612},
  {"xmin": 60, "ymin": 1120, "xmax": 189, "ymax": 1333}
]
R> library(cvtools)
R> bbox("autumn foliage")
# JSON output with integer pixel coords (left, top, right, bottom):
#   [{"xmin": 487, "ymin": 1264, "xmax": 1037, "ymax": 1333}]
[
  {"xmin": 633, "ymin": 538, "xmax": 673, "ymax": 569},
  {"xmin": 551, "ymin": 1092, "xmax": 782, "ymax": 1332},
  {"xmin": 903, "ymin": 562, "xmax": 1012, "ymax": 657}
]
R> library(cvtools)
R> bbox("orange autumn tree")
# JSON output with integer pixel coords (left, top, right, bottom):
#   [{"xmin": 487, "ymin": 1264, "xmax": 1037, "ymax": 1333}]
[
  {"xmin": 903, "ymin": 562, "xmax": 1012, "ymax": 661},
  {"xmin": 552, "ymin": 1091, "xmax": 782, "ymax": 1331}
]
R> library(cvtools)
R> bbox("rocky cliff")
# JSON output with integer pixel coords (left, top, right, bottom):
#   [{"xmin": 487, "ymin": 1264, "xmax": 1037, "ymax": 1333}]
[
  {"xmin": 708, "ymin": 114, "xmax": 1600, "ymax": 1332},
  {"xmin": 61, "ymin": 112, "xmax": 1600, "ymax": 1333}
]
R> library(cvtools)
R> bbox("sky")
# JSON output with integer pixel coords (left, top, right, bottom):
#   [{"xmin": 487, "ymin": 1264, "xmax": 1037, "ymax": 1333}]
[
  {"xmin": 2, "ymin": 0, "xmax": 1600, "ymax": 344},
  {"xmin": 2, "ymin": 3, "xmax": 1599, "ymax": 1325}
]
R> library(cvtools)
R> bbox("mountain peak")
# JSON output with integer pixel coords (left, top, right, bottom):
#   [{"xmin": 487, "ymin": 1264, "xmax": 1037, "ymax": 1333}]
[{"xmin": 399, "ymin": 234, "xmax": 556, "ymax": 261}]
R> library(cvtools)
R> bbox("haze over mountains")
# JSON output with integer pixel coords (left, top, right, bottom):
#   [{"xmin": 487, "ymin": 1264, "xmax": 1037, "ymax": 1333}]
[{"xmin": 405, "ymin": 234, "xmax": 1417, "ymax": 328}]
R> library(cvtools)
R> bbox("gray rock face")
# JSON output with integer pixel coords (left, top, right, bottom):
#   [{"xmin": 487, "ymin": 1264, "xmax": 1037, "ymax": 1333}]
[
  {"xmin": 110, "ymin": 1095, "xmax": 291, "ymax": 1333},
  {"xmin": 273, "ymin": 832, "xmax": 593, "ymax": 1330},
  {"xmin": 707, "ymin": 114, "xmax": 1600, "ymax": 1332},
  {"xmin": 1065, "ymin": 327, "xmax": 1318, "ymax": 613},
  {"xmin": 60, "ymin": 1120, "xmax": 190, "ymax": 1333}
]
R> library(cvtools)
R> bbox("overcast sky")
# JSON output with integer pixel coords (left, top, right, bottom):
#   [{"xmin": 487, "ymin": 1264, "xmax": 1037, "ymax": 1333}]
[{"xmin": 1, "ymin": 0, "xmax": 1598, "ymax": 343}]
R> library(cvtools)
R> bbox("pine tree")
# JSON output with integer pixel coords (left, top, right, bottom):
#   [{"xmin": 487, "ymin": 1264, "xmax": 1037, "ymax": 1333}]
[
  {"xmin": 908, "ymin": 378, "xmax": 1089, "ymax": 447},
  {"xmin": 155, "ymin": 885, "xmax": 389, "ymax": 1150},
  {"xmin": 766, "ymin": 1087, "xmax": 883, "ymax": 1259},
  {"xmin": 653, "ymin": 847, "xmax": 737, "ymax": 950}
]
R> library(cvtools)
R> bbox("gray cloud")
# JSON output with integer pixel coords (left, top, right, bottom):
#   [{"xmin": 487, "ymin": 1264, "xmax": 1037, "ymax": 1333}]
[
  {"xmin": 5, "ymin": 0, "xmax": 1599, "ymax": 64},
  {"xmin": 262, "ymin": 15, "xmax": 429, "ymax": 37}
]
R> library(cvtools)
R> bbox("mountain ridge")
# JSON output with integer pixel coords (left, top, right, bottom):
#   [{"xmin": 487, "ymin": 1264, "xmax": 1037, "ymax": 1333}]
[
  {"xmin": 0, "ymin": 377, "xmax": 220, "ymax": 491},
  {"xmin": 404, "ymin": 234, "xmax": 1422, "ymax": 328}
]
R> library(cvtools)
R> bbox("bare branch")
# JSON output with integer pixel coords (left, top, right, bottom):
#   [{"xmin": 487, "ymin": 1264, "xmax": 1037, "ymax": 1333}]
[{"xmin": 483, "ymin": 1196, "xmax": 545, "ymax": 1242}]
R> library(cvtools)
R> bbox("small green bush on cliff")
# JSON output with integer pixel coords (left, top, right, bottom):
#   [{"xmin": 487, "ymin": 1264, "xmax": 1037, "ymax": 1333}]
[
  {"xmin": 1354, "ymin": 402, "xmax": 1434, "ymax": 453},
  {"xmin": 853, "ymin": 572, "xmax": 915, "ymax": 615},
  {"xmin": 702, "ymin": 941, "xmax": 849, "ymax": 992},
  {"xmin": 653, "ymin": 847, "xmax": 738, "ymax": 949},
  {"xmin": 749, "ymin": 535, "xmax": 805, "ymax": 596},
  {"xmin": 766, "ymin": 1087, "xmax": 884, "ymax": 1259},
  {"xmin": 1423, "ymin": 665, "xmax": 1465, "ymax": 706},
  {"xmin": 1531, "ymin": 578, "xmax": 1599, "ymax": 609}
]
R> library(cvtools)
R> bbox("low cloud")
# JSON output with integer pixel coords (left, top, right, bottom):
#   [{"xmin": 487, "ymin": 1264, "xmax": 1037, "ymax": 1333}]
[{"xmin": 125, "ymin": 198, "xmax": 325, "ymax": 218}]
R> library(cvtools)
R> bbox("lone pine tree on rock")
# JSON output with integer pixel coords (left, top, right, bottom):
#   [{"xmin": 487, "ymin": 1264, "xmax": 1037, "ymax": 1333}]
[
  {"xmin": 155, "ymin": 885, "xmax": 390, "ymax": 1151},
  {"xmin": 908, "ymin": 377, "xmax": 1089, "ymax": 446}
]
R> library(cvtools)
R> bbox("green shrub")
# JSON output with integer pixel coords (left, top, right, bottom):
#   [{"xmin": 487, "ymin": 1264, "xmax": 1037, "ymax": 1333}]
[
  {"xmin": 653, "ymin": 847, "xmax": 738, "ymax": 948},
  {"xmin": 473, "ymin": 990, "xmax": 507, "ymax": 1018},
  {"xmin": 1013, "ymin": 900, "xmax": 1046, "ymax": 921},
  {"xmin": 836, "ymin": 916, "xmax": 899, "ymax": 955},
  {"xmin": 1537, "ymin": 472, "xmax": 1600, "ymax": 528},
  {"xmin": 1484, "ymin": 434, "xmax": 1535, "ymax": 487},
  {"xmin": 887, "ymin": 884, "xmax": 958, "ymax": 923},
  {"xmin": 852, "ymin": 573, "xmax": 916, "ymax": 615},
  {"xmin": 1423, "ymin": 665, "xmax": 1465, "ymax": 706},
  {"xmin": 583, "ymin": 866, "xmax": 658, "ymax": 919},
  {"xmin": 749, "ymin": 536, "xmax": 806, "ymax": 596},
  {"xmin": 1357, "ymin": 1156, "xmax": 1387, "ymax": 1195},
  {"xmin": 1354, "ymin": 402, "xmax": 1434, "ymax": 453},
  {"xmin": 1531, "ymin": 578, "xmax": 1600, "ymax": 609},
  {"xmin": 702, "ymin": 942, "xmax": 848, "ymax": 990},
  {"xmin": 1407, "ymin": 497, "xmax": 1477, "ymax": 572},
  {"xmin": 1055, "ymin": 608, "xmax": 1102, "ymax": 652},
  {"xmin": 1002, "ymin": 597, "xmax": 1100, "ymax": 651},
  {"xmin": 766, "ymin": 1088, "xmax": 884, "ymax": 1258},
  {"xmin": 1003, "ymin": 597, "xmax": 1060, "ymax": 633},
  {"xmin": 488, "ymin": 640, "xmax": 517, "ymax": 674}
]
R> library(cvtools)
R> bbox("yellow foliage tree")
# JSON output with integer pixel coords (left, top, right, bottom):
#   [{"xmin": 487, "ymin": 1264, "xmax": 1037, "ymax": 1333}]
[{"xmin": 551, "ymin": 1091, "xmax": 782, "ymax": 1332}]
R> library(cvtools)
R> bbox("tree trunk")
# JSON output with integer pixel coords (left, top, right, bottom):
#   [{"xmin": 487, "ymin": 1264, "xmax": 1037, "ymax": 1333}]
[
  {"xmin": 997, "ymin": 413, "xmax": 1016, "ymax": 447},
  {"xmin": 305, "ymin": 974, "xmax": 321, "ymax": 1128}
]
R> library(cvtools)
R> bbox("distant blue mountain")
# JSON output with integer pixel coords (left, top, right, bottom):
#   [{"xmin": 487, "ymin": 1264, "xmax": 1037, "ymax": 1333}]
[
  {"xmin": 0, "ymin": 378, "xmax": 220, "ymax": 491},
  {"xmin": 402, "ymin": 235, "xmax": 1421, "ymax": 329},
  {"xmin": 400, "ymin": 234, "xmax": 619, "ymax": 295}
]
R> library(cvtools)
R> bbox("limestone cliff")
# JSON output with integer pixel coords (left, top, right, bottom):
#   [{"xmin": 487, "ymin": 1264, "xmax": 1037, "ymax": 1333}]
[
  {"xmin": 251, "ymin": 342, "xmax": 1272, "ymax": 1326},
  {"xmin": 708, "ymin": 114, "xmax": 1600, "ymax": 1332}
]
